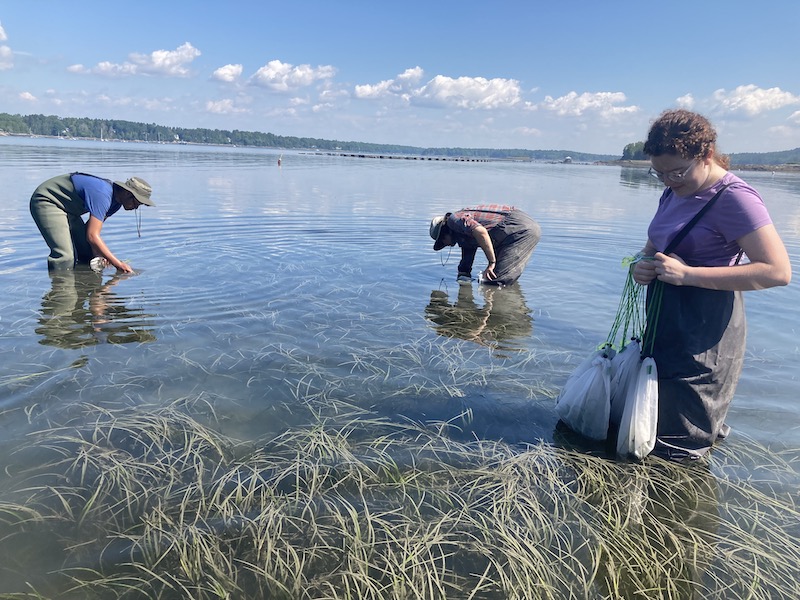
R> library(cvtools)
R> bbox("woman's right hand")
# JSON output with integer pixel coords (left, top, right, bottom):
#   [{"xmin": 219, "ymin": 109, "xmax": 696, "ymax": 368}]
[{"xmin": 116, "ymin": 262, "xmax": 134, "ymax": 274}]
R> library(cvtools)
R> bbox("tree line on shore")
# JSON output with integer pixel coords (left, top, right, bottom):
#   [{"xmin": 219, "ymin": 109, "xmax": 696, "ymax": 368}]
[
  {"xmin": 0, "ymin": 112, "xmax": 615, "ymax": 162},
  {"xmin": 623, "ymin": 141, "xmax": 800, "ymax": 167},
  {"xmin": 2, "ymin": 112, "xmax": 798, "ymax": 166}
]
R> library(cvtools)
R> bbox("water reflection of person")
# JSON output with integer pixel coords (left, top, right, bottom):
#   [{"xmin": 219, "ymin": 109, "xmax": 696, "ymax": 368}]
[
  {"xmin": 36, "ymin": 269, "xmax": 156, "ymax": 348},
  {"xmin": 424, "ymin": 284, "xmax": 533, "ymax": 349}
]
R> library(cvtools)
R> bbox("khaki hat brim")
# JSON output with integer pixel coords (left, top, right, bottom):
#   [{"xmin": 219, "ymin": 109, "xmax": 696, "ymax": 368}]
[{"xmin": 114, "ymin": 181, "xmax": 156, "ymax": 206}]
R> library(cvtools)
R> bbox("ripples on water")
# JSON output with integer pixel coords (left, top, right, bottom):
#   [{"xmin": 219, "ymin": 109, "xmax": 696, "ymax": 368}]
[{"xmin": 2, "ymin": 137, "xmax": 799, "ymax": 445}]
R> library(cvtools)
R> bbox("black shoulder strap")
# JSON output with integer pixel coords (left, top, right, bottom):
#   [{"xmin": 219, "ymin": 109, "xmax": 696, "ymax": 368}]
[{"xmin": 663, "ymin": 183, "xmax": 732, "ymax": 255}]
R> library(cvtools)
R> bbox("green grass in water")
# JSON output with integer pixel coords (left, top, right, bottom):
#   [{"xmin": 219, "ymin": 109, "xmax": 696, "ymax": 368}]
[{"xmin": 0, "ymin": 398, "xmax": 797, "ymax": 600}]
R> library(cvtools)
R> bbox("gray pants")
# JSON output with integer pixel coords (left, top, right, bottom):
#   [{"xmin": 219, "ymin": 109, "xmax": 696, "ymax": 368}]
[
  {"xmin": 646, "ymin": 284, "xmax": 746, "ymax": 461},
  {"xmin": 488, "ymin": 209, "xmax": 541, "ymax": 286},
  {"xmin": 30, "ymin": 198, "xmax": 93, "ymax": 270}
]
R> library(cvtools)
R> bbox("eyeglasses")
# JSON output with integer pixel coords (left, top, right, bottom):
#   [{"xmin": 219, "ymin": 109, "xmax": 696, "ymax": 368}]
[{"xmin": 648, "ymin": 160, "xmax": 697, "ymax": 183}]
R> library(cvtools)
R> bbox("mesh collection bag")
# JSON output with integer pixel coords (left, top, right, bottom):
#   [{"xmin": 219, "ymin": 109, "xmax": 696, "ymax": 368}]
[{"xmin": 555, "ymin": 254, "xmax": 666, "ymax": 460}]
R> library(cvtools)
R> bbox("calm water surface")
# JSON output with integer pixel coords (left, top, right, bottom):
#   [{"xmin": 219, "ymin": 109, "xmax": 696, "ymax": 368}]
[{"xmin": 2, "ymin": 137, "xmax": 799, "ymax": 449}]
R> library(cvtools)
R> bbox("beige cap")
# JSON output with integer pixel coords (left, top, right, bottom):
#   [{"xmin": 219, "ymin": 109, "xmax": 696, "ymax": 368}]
[{"xmin": 114, "ymin": 177, "xmax": 155, "ymax": 206}]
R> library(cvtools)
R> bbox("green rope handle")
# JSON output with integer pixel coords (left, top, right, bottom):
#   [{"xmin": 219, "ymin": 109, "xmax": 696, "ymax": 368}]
[
  {"xmin": 605, "ymin": 254, "xmax": 649, "ymax": 351},
  {"xmin": 641, "ymin": 278, "xmax": 664, "ymax": 357}
]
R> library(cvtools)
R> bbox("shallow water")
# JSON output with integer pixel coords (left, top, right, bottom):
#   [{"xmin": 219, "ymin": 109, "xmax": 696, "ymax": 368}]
[
  {"xmin": 2, "ymin": 136, "xmax": 799, "ymax": 448},
  {"xmin": 2, "ymin": 137, "xmax": 800, "ymax": 596}
]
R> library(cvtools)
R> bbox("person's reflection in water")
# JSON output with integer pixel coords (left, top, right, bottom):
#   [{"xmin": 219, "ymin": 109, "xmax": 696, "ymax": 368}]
[
  {"xmin": 425, "ymin": 283, "xmax": 533, "ymax": 353},
  {"xmin": 36, "ymin": 268, "xmax": 156, "ymax": 348}
]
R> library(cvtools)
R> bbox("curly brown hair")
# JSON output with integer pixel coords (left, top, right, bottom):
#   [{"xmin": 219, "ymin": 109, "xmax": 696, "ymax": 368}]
[{"xmin": 644, "ymin": 109, "xmax": 729, "ymax": 168}]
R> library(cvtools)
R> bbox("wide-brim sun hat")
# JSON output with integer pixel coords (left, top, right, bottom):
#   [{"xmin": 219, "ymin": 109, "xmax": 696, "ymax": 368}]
[
  {"xmin": 430, "ymin": 215, "xmax": 447, "ymax": 251},
  {"xmin": 114, "ymin": 176, "xmax": 155, "ymax": 206}
]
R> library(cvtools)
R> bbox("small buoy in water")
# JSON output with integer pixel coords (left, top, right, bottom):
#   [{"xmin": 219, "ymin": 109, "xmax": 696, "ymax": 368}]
[{"xmin": 278, "ymin": 155, "xmax": 282, "ymax": 167}]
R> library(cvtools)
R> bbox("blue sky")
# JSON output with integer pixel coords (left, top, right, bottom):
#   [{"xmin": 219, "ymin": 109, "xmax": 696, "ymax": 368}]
[{"xmin": 2, "ymin": 1, "xmax": 800, "ymax": 155}]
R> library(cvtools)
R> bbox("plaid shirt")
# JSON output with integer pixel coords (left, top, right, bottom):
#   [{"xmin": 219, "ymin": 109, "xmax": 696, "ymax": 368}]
[{"xmin": 447, "ymin": 205, "xmax": 514, "ymax": 236}]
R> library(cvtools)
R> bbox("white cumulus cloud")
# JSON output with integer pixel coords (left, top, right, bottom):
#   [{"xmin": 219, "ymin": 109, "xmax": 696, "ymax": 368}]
[
  {"xmin": 354, "ymin": 78, "xmax": 397, "ymax": 99},
  {"xmin": 396, "ymin": 66, "xmax": 424, "ymax": 86},
  {"xmin": 539, "ymin": 91, "xmax": 638, "ymax": 118},
  {"xmin": 515, "ymin": 126, "xmax": 542, "ymax": 137},
  {"xmin": 0, "ymin": 21, "xmax": 12, "ymax": 70},
  {"xmin": 212, "ymin": 64, "xmax": 243, "ymax": 83},
  {"xmin": 19, "ymin": 91, "xmax": 37, "ymax": 102},
  {"xmin": 206, "ymin": 98, "xmax": 247, "ymax": 114},
  {"xmin": 355, "ymin": 68, "xmax": 519, "ymax": 110},
  {"xmin": 250, "ymin": 59, "xmax": 336, "ymax": 91},
  {"xmin": 676, "ymin": 94, "xmax": 695, "ymax": 109},
  {"xmin": 354, "ymin": 67, "xmax": 424, "ymax": 100},
  {"xmin": 88, "ymin": 61, "xmax": 139, "ymax": 77},
  {"xmin": 712, "ymin": 84, "xmax": 800, "ymax": 116},
  {"xmin": 416, "ymin": 75, "xmax": 521, "ymax": 109},
  {"xmin": 68, "ymin": 42, "xmax": 201, "ymax": 78},
  {"xmin": 0, "ymin": 44, "xmax": 12, "ymax": 70},
  {"xmin": 129, "ymin": 42, "xmax": 200, "ymax": 76}
]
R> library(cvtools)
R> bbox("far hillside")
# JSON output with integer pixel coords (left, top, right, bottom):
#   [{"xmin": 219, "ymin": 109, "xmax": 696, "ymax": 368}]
[
  {"xmin": 622, "ymin": 140, "xmax": 800, "ymax": 167},
  {"xmin": 0, "ymin": 112, "xmax": 616, "ymax": 163},
  {"xmin": 3, "ymin": 112, "xmax": 800, "ymax": 166},
  {"xmin": 728, "ymin": 148, "xmax": 800, "ymax": 166}
]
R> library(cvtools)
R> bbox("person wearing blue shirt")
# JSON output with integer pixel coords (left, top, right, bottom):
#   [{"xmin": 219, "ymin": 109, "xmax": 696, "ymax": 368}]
[{"xmin": 30, "ymin": 173, "xmax": 155, "ymax": 272}]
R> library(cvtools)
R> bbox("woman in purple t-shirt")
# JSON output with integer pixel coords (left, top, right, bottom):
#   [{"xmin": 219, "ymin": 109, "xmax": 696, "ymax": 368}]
[{"xmin": 631, "ymin": 109, "xmax": 791, "ymax": 461}]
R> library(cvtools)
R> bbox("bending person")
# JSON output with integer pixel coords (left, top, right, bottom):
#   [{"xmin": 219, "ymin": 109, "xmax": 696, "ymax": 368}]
[
  {"xmin": 429, "ymin": 204, "xmax": 540, "ymax": 286},
  {"xmin": 632, "ymin": 109, "xmax": 791, "ymax": 461},
  {"xmin": 30, "ymin": 173, "xmax": 155, "ymax": 272}
]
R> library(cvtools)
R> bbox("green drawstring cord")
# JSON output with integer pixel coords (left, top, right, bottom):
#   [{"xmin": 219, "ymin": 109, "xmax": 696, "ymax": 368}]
[
  {"xmin": 612, "ymin": 252, "xmax": 663, "ymax": 358},
  {"xmin": 642, "ymin": 278, "xmax": 664, "ymax": 358},
  {"xmin": 593, "ymin": 253, "xmax": 663, "ymax": 356},
  {"xmin": 605, "ymin": 254, "xmax": 651, "ymax": 352}
]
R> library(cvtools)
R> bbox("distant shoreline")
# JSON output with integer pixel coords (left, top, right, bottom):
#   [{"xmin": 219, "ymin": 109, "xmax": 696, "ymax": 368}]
[
  {"xmin": 597, "ymin": 159, "xmax": 800, "ymax": 173},
  {"xmin": 4, "ymin": 133, "xmax": 799, "ymax": 172}
]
